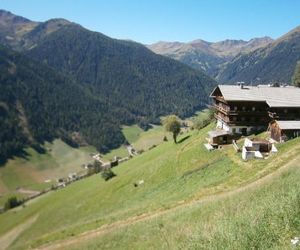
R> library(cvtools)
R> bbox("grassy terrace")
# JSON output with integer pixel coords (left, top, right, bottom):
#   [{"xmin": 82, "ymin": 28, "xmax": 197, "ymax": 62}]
[{"xmin": 0, "ymin": 123, "xmax": 299, "ymax": 249}]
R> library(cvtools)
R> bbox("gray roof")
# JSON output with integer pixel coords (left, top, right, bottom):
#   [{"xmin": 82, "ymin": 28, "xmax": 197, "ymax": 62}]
[
  {"xmin": 276, "ymin": 120, "xmax": 300, "ymax": 130},
  {"xmin": 211, "ymin": 85, "xmax": 300, "ymax": 107},
  {"xmin": 208, "ymin": 130, "xmax": 231, "ymax": 138}
]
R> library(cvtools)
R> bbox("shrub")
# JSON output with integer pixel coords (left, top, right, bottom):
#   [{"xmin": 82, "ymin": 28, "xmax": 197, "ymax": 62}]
[
  {"xmin": 101, "ymin": 168, "xmax": 116, "ymax": 181},
  {"xmin": 4, "ymin": 196, "xmax": 22, "ymax": 211}
]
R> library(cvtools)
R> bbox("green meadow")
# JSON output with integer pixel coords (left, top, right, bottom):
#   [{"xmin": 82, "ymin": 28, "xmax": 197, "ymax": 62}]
[
  {"xmin": 0, "ymin": 140, "xmax": 95, "ymax": 206},
  {"xmin": 0, "ymin": 122, "xmax": 299, "ymax": 249}
]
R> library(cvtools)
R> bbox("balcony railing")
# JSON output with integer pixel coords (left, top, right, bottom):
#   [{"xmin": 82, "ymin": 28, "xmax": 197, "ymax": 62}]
[
  {"xmin": 214, "ymin": 104, "xmax": 268, "ymax": 116},
  {"xmin": 214, "ymin": 113, "xmax": 269, "ymax": 126}
]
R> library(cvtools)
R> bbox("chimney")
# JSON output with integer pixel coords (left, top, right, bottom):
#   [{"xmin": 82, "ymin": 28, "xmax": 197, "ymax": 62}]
[{"xmin": 237, "ymin": 81, "xmax": 245, "ymax": 89}]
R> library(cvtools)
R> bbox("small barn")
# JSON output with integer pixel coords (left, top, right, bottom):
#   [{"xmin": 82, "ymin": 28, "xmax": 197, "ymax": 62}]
[
  {"xmin": 207, "ymin": 130, "xmax": 234, "ymax": 146},
  {"xmin": 269, "ymin": 120, "xmax": 300, "ymax": 142}
]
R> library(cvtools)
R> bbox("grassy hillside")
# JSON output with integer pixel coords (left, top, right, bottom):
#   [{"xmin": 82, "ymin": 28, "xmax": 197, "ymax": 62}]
[
  {"xmin": 0, "ymin": 124, "xmax": 299, "ymax": 249},
  {"xmin": 0, "ymin": 123, "xmax": 169, "ymax": 203},
  {"xmin": 0, "ymin": 140, "xmax": 96, "ymax": 206},
  {"xmin": 102, "ymin": 124, "xmax": 169, "ymax": 160},
  {"xmin": 123, "ymin": 124, "xmax": 172, "ymax": 151},
  {"xmin": 73, "ymin": 157, "xmax": 300, "ymax": 250}
]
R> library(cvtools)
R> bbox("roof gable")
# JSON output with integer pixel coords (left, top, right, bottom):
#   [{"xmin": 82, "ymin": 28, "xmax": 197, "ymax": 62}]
[{"xmin": 211, "ymin": 85, "xmax": 300, "ymax": 107}]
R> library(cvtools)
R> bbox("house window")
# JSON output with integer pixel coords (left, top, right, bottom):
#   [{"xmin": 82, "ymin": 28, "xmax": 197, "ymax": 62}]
[
  {"xmin": 241, "ymin": 117, "xmax": 246, "ymax": 121},
  {"xmin": 234, "ymin": 106, "xmax": 238, "ymax": 111},
  {"xmin": 232, "ymin": 128, "xmax": 236, "ymax": 133},
  {"xmin": 242, "ymin": 106, "xmax": 246, "ymax": 111},
  {"xmin": 284, "ymin": 109, "xmax": 288, "ymax": 113},
  {"xmin": 233, "ymin": 116, "xmax": 237, "ymax": 121},
  {"xmin": 252, "ymin": 106, "xmax": 256, "ymax": 111}
]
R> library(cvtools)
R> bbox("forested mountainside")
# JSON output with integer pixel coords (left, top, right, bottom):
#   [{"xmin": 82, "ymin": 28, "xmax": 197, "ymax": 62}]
[
  {"xmin": 0, "ymin": 10, "xmax": 216, "ymax": 162},
  {"xmin": 217, "ymin": 26, "xmax": 300, "ymax": 84},
  {"xmin": 0, "ymin": 45, "xmax": 125, "ymax": 163},
  {"xmin": 26, "ymin": 24, "xmax": 215, "ymax": 120},
  {"xmin": 147, "ymin": 37, "xmax": 273, "ymax": 77}
]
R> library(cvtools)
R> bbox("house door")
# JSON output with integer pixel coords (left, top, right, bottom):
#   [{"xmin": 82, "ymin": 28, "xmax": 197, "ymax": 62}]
[{"xmin": 241, "ymin": 128, "xmax": 247, "ymax": 136}]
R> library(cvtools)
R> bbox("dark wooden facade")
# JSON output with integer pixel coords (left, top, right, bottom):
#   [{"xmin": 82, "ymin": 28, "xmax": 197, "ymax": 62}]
[
  {"xmin": 210, "ymin": 85, "xmax": 300, "ymax": 140},
  {"xmin": 212, "ymin": 88, "xmax": 270, "ymax": 134},
  {"xmin": 268, "ymin": 108, "xmax": 300, "ymax": 120}
]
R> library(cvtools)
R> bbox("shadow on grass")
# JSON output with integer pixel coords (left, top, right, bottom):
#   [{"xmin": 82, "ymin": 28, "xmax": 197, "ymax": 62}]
[
  {"xmin": 177, "ymin": 135, "xmax": 191, "ymax": 144},
  {"xmin": 0, "ymin": 149, "xmax": 30, "ymax": 167}
]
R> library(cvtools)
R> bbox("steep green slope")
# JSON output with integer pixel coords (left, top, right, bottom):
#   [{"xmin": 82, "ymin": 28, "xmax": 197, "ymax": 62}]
[
  {"xmin": 73, "ymin": 158, "xmax": 300, "ymax": 250},
  {"xmin": 0, "ymin": 45, "xmax": 124, "ymax": 162},
  {"xmin": 217, "ymin": 26, "xmax": 300, "ymax": 84},
  {"xmin": 0, "ymin": 125, "xmax": 299, "ymax": 249}
]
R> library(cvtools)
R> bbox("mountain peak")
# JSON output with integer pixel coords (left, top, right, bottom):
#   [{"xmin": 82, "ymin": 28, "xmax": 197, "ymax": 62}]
[
  {"xmin": 0, "ymin": 9, "xmax": 33, "ymax": 24},
  {"xmin": 44, "ymin": 18, "xmax": 71, "ymax": 26}
]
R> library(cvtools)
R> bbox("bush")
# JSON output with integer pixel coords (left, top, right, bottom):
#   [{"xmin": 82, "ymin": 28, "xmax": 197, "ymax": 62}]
[
  {"xmin": 4, "ymin": 196, "xmax": 22, "ymax": 211},
  {"xmin": 101, "ymin": 168, "xmax": 116, "ymax": 181},
  {"xmin": 149, "ymin": 144, "xmax": 157, "ymax": 150}
]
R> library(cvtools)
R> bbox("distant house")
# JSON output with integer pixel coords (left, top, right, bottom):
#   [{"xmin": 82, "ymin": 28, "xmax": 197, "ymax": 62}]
[
  {"xmin": 269, "ymin": 120, "xmax": 300, "ymax": 142},
  {"xmin": 209, "ymin": 84, "xmax": 300, "ymax": 143}
]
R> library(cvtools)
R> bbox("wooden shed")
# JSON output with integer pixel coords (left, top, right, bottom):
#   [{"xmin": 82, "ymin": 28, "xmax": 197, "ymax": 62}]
[
  {"xmin": 207, "ymin": 130, "xmax": 234, "ymax": 146},
  {"xmin": 269, "ymin": 120, "xmax": 300, "ymax": 142}
]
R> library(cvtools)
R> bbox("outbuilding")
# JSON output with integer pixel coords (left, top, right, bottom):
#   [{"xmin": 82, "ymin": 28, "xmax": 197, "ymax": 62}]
[
  {"xmin": 207, "ymin": 129, "xmax": 234, "ymax": 146},
  {"xmin": 269, "ymin": 120, "xmax": 300, "ymax": 142}
]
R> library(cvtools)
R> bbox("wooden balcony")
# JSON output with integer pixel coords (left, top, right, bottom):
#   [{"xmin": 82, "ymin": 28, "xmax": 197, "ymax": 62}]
[
  {"xmin": 214, "ymin": 113, "xmax": 269, "ymax": 126},
  {"xmin": 214, "ymin": 104, "xmax": 230, "ymax": 115},
  {"xmin": 215, "ymin": 104, "xmax": 267, "ymax": 116}
]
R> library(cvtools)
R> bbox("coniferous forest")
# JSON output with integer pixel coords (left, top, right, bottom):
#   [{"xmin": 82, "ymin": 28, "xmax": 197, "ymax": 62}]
[{"xmin": 0, "ymin": 11, "xmax": 216, "ymax": 163}]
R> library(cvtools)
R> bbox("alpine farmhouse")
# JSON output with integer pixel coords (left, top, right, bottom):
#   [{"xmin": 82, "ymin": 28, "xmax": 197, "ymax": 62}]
[{"xmin": 209, "ymin": 84, "xmax": 300, "ymax": 145}]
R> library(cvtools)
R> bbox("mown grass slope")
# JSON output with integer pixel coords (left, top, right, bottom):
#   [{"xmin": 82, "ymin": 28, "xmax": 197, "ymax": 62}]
[
  {"xmin": 0, "ymin": 124, "xmax": 299, "ymax": 249},
  {"xmin": 73, "ymin": 157, "xmax": 300, "ymax": 250},
  {"xmin": 103, "ymin": 124, "xmax": 170, "ymax": 160},
  {"xmin": 0, "ymin": 123, "xmax": 168, "ymax": 204},
  {"xmin": 0, "ymin": 140, "xmax": 95, "ymax": 206}
]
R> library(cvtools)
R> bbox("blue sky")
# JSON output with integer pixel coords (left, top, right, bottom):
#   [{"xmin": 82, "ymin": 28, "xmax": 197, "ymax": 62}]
[{"xmin": 1, "ymin": 0, "xmax": 300, "ymax": 44}]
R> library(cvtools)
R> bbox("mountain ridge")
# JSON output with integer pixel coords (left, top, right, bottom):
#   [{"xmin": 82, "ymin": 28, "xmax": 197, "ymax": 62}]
[
  {"xmin": 217, "ymin": 25, "xmax": 300, "ymax": 83},
  {"xmin": 147, "ymin": 37, "xmax": 273, "ymax": 76},
  {"xmin": 0, "ymin": 10, "xmax": 216, "ymax": 161}
]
